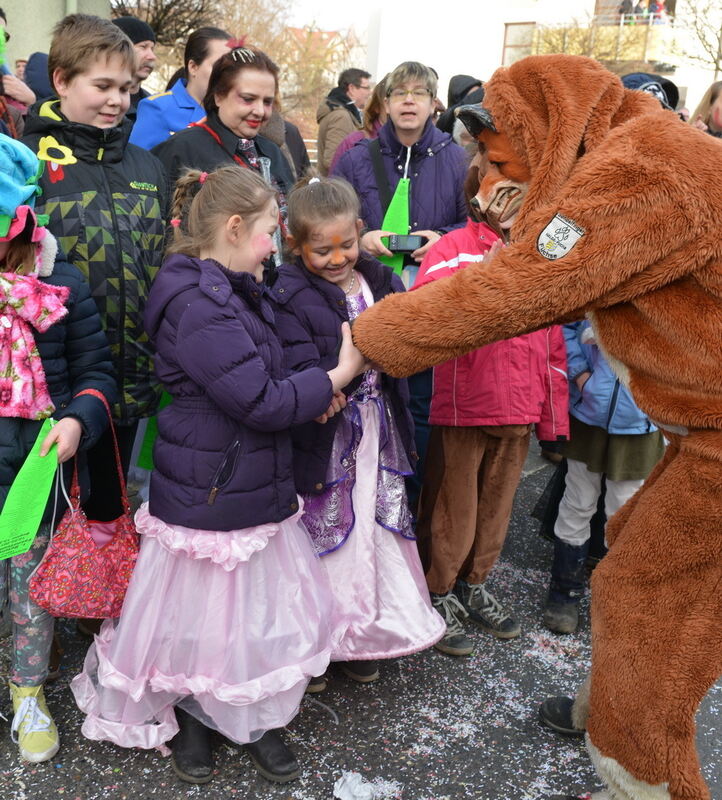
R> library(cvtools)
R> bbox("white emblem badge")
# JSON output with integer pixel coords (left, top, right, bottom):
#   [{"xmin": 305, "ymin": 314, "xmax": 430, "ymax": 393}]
[{"xmin": 537, "ymin": 214, "xmax": 585, "ymax": 260}]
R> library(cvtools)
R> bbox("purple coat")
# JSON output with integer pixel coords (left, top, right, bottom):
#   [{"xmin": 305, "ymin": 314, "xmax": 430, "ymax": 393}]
[
  {"xmin": 270, "ymin": 253, "xmax": 415, "ymax": 493},
  {"xmin": 331, "ymin": 118, "xmax": 467, "ymax": 234},
  {"xmin": 144, "ymin": 254, "xmax": 333, "ymax": 531}
]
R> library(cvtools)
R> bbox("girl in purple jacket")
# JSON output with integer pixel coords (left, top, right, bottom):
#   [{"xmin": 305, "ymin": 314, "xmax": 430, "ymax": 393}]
[
  {"xmin": 71, "ymin": 166, "xmax": 366, "ymax": 786},
  {"xmin": 272, "ymin": 176, "xmax": 444, "ymax": 690}
]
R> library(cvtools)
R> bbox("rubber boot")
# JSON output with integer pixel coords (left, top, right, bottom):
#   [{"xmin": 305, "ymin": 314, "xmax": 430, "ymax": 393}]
[
  {"xmin": 170, "ymin": 707, "xmax": 213, "ymax": 784},
  {"xmin": 543, "ymin": 539, "xmax": 589, "ymax": 634}
]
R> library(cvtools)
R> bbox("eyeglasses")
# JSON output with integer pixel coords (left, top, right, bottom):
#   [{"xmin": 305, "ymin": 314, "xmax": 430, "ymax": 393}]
[{"xmin": 388, "ymin": 87, "xmax": 432, "ymax": 101}]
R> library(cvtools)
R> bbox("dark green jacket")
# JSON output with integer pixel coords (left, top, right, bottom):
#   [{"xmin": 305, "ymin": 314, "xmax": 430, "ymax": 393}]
[{"xmin": 23, "ymin": 100, "xmax": 168, "ymax": 424}]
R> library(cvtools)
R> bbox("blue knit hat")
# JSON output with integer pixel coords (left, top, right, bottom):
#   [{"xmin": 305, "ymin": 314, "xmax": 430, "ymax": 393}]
[{"xmin": 0, "ymin": 134, "xmax": 44, "ymax": 238}]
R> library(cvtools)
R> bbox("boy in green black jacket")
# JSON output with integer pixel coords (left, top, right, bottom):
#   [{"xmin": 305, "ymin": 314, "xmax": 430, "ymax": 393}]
[{"xmin": 22, "ymin": 14, "xmax": 168, "ymax": 523}]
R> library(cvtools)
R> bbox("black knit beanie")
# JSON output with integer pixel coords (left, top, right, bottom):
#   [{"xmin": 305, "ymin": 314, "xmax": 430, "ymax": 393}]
[{"xmin": 112, "ymin": 16, "xmax": 156, "ymax": 44}]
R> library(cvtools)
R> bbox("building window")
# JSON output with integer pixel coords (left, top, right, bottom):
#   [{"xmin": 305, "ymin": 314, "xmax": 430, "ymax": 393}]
[{"xmin": 503, "ymin": 22, "xmax": 536, "ymax": 66}]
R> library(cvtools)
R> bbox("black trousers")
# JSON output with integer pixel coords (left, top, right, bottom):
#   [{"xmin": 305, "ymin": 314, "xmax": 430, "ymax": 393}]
[{"xmin": 82, "ymin": 422, "xmax": 139, "ymax": 522}]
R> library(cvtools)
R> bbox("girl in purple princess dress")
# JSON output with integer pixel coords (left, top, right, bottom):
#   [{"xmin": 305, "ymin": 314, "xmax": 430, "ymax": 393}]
[
  {"xmin": 71, "ymin": 166, "xmax": 368, "ymax": 786},
  {"xmin": 271, "ymin": 176, "xmax": 444, "ymax": 688}
]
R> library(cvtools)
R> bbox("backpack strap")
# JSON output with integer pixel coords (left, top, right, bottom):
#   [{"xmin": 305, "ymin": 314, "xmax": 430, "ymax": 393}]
[{"xmin": 369, "ymin": 139, "xmax": 392, "ymax": 218}]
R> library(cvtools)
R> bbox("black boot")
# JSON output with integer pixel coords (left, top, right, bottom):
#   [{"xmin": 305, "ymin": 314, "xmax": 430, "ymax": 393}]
[
  {"xmin": 170, "ymin": 708, "xmax": 214, "ymax": 784},
  {"xmin": 538, "ymin": 696, "xmax": 585, "ymax": 737},
  {"xmin": 244, "ymin": 729, "xmax": 300, "ymax": 783},
  {"xmin": 543, "ymin": 539, "xmax": 589, "ymax": 634}
]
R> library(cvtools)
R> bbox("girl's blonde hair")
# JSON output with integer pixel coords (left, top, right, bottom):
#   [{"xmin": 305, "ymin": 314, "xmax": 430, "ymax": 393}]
[
  {"xmin": 168, "ymin": 166, "xmax": 276, "ymax": 257},
  {"xmin": 690, "ymin": 80, "xmax": 722, "ymax": 128},
  {"xmin": 286, "ymin": 175, "xmax": 360, "ymax": 246}
]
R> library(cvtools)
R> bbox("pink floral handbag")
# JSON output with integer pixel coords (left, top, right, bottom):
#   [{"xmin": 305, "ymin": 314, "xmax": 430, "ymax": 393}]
[{"xmin": 29, "ymin": 389, "xmax": 139, "ymax": 619}]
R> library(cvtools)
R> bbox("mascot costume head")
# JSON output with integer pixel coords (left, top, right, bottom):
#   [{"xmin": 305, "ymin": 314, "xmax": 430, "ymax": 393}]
[{"xmin": 353, "ymin": 54, "xmax": 722, "ymax": 800}]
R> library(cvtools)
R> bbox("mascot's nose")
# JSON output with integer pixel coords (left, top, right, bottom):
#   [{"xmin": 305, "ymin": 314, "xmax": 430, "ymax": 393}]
[{"xmin": 456, "ymin": 104, "xmax": 497, "ymax": 137}]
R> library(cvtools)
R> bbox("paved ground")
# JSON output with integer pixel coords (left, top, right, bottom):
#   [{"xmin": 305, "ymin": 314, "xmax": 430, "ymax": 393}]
[{"xmin": 1, "ymin": 452, "xmax": 719, "ymax": 800}]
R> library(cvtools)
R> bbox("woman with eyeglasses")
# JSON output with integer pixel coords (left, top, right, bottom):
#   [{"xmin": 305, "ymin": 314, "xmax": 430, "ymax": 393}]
[
  {"xmin": 332, "ymin": 60, "xmax": 467, "ymax": 532},
  {"xmin": 332, "ymin": 61, "xmax": 466, "ymax": 266}
]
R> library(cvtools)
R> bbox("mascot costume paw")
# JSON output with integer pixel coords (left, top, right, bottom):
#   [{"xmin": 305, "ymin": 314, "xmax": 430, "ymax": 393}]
[{"xmin": 352, "ymin": 54, "xmax": 722, "ymax": 800}]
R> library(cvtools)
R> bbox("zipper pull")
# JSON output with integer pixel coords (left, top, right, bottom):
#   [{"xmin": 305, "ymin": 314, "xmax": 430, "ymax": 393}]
[{"xmin": 208, "ymin": 487, "xmax": 218, "ymax": 505}]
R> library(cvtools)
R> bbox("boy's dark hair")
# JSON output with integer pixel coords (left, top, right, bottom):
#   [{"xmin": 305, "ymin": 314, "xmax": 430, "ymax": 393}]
[
  {"xmin": 0, "ymin": 8, "xmax": 6, "ymax": 23},
  {"xmin": 48, "ymin": 14, "xmax": 136, "ymax": 91},
  {"xmin": 203, "ymin": 45, "xmax": 279, "ymax": 114},
  {"xmin": 338, "ymin": 68, "xmax": 371, "ymax": 92}
]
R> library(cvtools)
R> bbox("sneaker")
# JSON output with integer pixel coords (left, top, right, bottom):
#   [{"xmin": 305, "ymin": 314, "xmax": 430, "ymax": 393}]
[
  {"xmin": 305, "ymin": 675, "xmax": 328, "ymax": 693},
  {"xmin": 455, "ymin": 580, "xmax": 521, "ymax": 639},
  {"xmin": 9, "ymin": 683, "xmax": 60, "ymax": 762},
  {"xmin": 339, "ymin": 660, "xmax": 379, "ymax": 683},
  {"xmin": 430, "ymin": 592, "xmax": 473, "ymax": 656}
]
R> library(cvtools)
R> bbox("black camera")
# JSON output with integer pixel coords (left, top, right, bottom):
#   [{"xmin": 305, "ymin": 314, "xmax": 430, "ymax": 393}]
[{"xmin": 387, "ymin": 234, "xmax": 427, "ymax": 253}]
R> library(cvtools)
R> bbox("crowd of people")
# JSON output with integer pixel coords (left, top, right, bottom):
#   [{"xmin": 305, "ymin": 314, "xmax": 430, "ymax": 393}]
[{"xmin": 0, "ymin": 7, "xmax": 719, "ymax": 797}]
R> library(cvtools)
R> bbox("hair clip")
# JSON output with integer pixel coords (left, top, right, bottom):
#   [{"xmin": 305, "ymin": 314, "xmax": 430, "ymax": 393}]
[
  {"xmin": 230, "ymin": 47, "xmax": 256, "ymax": 64},
  {"xmin": 199, "ymin": 172, "xmax": 208, "ymax": 184},
  {"xmin": 226, "ymin": 36, "xmax": 247, "ymax": 50},
  {"xmin": 170, "ymin": 218, "xmax": 181, "ymax": 228},
  {"xmin": 309, "ymin": 177, "xmax": 321, "ymax": 184}
]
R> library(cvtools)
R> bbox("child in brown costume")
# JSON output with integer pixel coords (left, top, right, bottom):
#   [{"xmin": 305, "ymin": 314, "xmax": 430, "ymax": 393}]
[{"xmin": 351, "ymin": 54, "xmax": 722, "ymax": 800}]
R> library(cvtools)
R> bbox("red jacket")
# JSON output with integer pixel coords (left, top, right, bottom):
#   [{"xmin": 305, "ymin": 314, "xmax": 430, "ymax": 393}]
[{"xmin": 413, "ymin": 220, "xmax": 569, "ymax": 440}]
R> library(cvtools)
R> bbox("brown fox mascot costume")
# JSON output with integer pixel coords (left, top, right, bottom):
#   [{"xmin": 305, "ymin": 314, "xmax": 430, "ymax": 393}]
[{"xmin": 352, "ymin": 54, "xmax": 722, "ymax": 800}]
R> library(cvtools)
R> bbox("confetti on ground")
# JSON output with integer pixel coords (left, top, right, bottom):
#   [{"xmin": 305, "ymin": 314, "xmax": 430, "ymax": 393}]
[{"xmin": 0, "ymin": 461, "xmax": 719, "ymax": 799}]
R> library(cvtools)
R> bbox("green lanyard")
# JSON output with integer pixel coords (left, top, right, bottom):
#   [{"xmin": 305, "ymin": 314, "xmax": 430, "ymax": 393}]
[{"xmin": 379, "ymin": 177, "xmax": 410, "ymax": 276}]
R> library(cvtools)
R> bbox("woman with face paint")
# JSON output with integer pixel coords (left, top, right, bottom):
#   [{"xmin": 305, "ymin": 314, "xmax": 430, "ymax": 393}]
[{"xmin": 71, "ymin": 166, "xmax": 368, "ymax": 787}]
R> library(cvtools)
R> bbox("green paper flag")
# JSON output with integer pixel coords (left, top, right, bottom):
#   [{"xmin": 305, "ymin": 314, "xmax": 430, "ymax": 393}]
[
  {"xmin": 379, "ymin": 177, "xmax": 410, "ymax": 276},
  {"xmin": 0, "ymin": 418, "xmax": 58, "ymax": 560}
]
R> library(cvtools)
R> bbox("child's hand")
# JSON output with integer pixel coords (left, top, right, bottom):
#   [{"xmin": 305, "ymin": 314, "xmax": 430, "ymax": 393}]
[
  {"xmin": 483, "ymin": 239, "xmax": 505, "ymax": 263},
  {"xmin": 40, "ymin": 417, "xmax": 83, "ymax": 463},
  {"xmin": 315, "ymin": 392, "xmax": 347, "ymax": 424},
  {"xmin": 575, "ymin": 371, "xmax": 592, "ymax": 392},
  {"xmin": 327, "ymin": 322, "xmax": 368, "ymax": 392}
]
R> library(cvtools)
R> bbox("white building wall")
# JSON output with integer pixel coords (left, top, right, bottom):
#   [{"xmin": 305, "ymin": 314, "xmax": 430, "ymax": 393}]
[{"xmin": 4, "ymin": 0, "xmax": 110, "ymax": 67}]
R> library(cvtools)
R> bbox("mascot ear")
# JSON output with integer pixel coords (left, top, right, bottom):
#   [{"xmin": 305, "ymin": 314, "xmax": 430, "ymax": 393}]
[{"xmin": 456, "ymin": 105, "xmax": 497, "ymax": 138}]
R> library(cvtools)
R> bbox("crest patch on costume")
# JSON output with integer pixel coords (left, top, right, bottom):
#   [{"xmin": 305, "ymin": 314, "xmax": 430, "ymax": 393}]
[{"xmin": 537, "ymin": 214, "xmax": 585, "ymax": 260}]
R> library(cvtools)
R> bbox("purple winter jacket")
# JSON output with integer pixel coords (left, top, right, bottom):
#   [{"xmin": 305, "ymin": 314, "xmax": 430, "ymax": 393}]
[
  {"xmin": 331, "ymin": 118, "xmax": 467, "ymax": 234},
  {"xmin": 270, "ymin": 253, "xmax": 415, "ymax": 493},
  {"xmin": 144, "ymin": 254, "xmax": 333, "ymax": 531}
]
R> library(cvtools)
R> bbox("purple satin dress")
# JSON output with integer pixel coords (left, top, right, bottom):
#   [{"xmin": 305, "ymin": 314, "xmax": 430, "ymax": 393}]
[{"xmin": 301, "ymin": 277, "xmax": 444, "ymax": 661}]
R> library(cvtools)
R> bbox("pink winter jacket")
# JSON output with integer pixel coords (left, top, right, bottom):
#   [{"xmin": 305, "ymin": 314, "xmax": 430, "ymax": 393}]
[{"xmin": 413, "ymin": 219, "xmax": 569, "ymax": 440}]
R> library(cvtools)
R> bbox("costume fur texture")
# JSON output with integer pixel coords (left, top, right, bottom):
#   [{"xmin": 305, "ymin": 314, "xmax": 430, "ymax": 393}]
[{"xmin": 352, "ymin": 55, "xmax": 722, "ymax": 799}]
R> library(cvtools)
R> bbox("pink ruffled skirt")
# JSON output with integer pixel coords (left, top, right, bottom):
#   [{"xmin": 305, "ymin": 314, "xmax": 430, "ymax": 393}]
[
  {"xmin": 324, "ymin": 401, "xmax": 445, "ymax": 661},
  {"xmin": 71, "ymin": 503, "xmax": 341, "ymax": 751}
]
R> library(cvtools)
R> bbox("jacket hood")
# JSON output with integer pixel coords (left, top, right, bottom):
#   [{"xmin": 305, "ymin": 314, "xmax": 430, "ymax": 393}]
[
  {"xmin": 24, "ymin": 100, "xmax": 133, "ymax": 162},
  {"xmin": 482, "ymin": 55, "xmax": 660, "ymax": 236},
  {"xmin": 145, "ymin": 254, "xmax": 263, "ymax": 341},
  {"xmin": 316, "ymin": 86, "xmax": 361, "ymax": 124},
  {"xmin": 447, "ymin": 74, "xmax": 482, "ymax": 107},
  {"xmin": 24, "ymin": 52, "xmax": 53, "ymax": 101}
]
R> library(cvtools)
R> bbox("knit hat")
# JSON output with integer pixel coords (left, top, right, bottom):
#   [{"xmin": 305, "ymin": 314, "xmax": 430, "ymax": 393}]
[
  {"xmin": 0, "ymin": 134, "xmax": 45, "ymax": 241},
  {"xmin": 622, "ymin": 72, "xmax": 678, "ymax": 111},
  {"xmin": 112, "ymin": 15, "xmax": 156, "ymax": 45}
]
